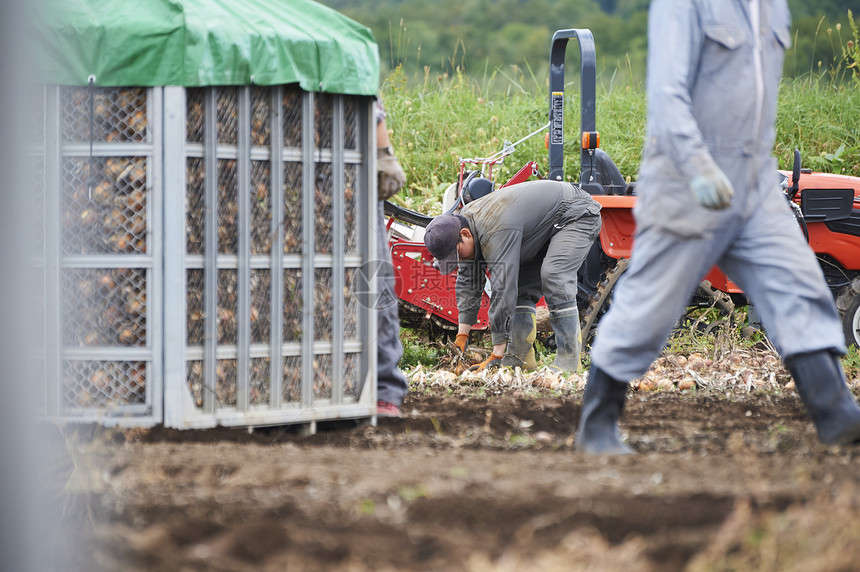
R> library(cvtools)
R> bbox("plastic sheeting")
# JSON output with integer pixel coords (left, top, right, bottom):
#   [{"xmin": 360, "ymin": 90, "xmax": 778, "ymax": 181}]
[{"xmin": 33, "ymin": 0, "xmax": 380, "ymax": 95}]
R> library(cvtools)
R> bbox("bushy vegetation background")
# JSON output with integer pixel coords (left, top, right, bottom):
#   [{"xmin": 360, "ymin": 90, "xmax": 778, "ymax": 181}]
[{"xmin": 323, "ymin": 0, "xmax": 857, "ymax": 80}]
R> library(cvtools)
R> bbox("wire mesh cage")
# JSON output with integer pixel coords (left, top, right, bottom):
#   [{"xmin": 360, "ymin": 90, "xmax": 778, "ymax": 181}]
[
  {"xmin": 30, "ymin": 85, "xmax": 160, "ymax": 422},
  {"xmin": 164, "ymin": 84, "xmax": 377, "ymax": 429},
  {"xmin": 34, "ymin": 83, "xmax": 377, "ymax": 429}
]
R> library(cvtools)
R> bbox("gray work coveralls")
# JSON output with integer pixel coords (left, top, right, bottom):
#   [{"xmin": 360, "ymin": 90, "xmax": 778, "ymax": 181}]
[
  {"xmin": 456, "ymin": 180, "xmax": 601, "ymax": 345},
  {"xmin": 374, "ymin": 98, "xmax": 408, "ymax": 408},
  {"xmin": 591, "ymin": 0, "xmax": 846, "ymax": 381},
  {"xmin": 376, "ymin": 202, "xmax": 409, "ymax": 406}
]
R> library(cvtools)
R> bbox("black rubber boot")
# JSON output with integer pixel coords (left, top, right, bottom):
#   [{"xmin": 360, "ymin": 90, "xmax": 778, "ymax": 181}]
[
  {"xmin": 575, "ymin": 367, "xmax": 634, "ymax": 455},
  {"xmin": 549, "ymin": 304, "xmax": 582, "ymax": 373},
  {"xmin": 500, "ymin": 305, "xmax": 538, "ymax": 371},
  {"xmin": 784, "ymin": 350, "xmax": 860, "ymax": 445}
]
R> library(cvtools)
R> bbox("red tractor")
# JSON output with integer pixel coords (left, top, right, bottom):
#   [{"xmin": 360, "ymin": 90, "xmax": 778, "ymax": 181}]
[{"xmin": 384, "ymin": 28, "xmax": 860, "ymax": 351}]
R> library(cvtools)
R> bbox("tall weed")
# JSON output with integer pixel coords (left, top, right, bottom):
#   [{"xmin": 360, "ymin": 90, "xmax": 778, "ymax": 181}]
[{"xmin": 845, "ymin": 10, "xmax": 860, "ymax": 82}]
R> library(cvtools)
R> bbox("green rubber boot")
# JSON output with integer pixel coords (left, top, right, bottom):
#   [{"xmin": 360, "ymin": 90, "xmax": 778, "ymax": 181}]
[
  {"xmin": 500, "ymin": 305, "xmax": 538, "ymax": 371},
  {"xmin": 549, "ymin": 304, "xmax": 582, "ymax": 374}
]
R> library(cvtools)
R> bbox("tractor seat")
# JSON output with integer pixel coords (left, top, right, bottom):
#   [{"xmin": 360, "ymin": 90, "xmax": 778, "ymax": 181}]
[{"xmin": 581, "ymin": 148, "xmax": 635, "ymax": 196}]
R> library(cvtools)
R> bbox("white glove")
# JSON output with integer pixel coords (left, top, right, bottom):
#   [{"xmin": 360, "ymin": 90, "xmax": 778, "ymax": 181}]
[
  {"xmin": 377, "ymin": 146, "xmax": 406, "ymax": 200},
  {"xmin": 690, "ymin": 164, "xmax": 734, "ymax": 210}
]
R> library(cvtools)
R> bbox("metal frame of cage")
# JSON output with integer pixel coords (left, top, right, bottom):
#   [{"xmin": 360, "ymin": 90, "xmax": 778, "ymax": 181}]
[
  {"xmin": 32, "ymin": 85, "xmax": 164, "ymax": 425},
  {"xmin": 33, "ymin": 84, "xmax": 378, "ymax": 429},
  {"xmin": 162, "ymin": 85, "xmax": 378, "ymax": 429}
]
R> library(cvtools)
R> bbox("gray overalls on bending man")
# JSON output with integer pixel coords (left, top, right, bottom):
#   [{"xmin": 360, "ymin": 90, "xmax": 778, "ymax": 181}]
[
  {"xmin": 577, "ymin": 0, "xmax": 860, "ymax": 454},
  {"xmin": 424, "ymin": 180, "xmax": 601, "ymax": 373}
]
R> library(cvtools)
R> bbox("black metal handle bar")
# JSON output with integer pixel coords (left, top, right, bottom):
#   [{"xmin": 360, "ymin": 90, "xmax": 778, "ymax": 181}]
[{"xmin": 547, "ymin": 28, "xmax": 597, "ymax": 182}]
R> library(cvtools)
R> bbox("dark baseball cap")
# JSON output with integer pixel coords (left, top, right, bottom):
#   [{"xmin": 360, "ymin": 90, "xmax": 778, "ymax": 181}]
[{"xmin": 423, "ymin": 214, "xmax": 462, "ymax": 275}]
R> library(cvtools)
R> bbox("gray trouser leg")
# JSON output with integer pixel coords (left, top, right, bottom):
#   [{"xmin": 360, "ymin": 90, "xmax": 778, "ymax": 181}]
[
  {"xmin": 592, "ymin": 180, "xmax": 846, "ymax": 381},
  {"xmin": 540, "ymin": 213, "xmax": 600, "ymax": 308},
  {"xmin": 590, "ymin": 226, "xmax": 720, "ymax": 381},
  {"xmin": 540, "ymin": 214, "xmax": 598, "ymax": 373},
  {"xmin": 716, "ymin": 189, "xmax": 845, "ymax": 357},
  {"xmin": 376, "ymin": 202, "xmax": 408, "ymax": 406}
]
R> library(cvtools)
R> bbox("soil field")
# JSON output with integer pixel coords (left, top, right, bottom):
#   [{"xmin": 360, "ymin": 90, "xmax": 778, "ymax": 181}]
[{"xmin": 44, "ymin": 350, "xmax": 860, "ymax": 572}]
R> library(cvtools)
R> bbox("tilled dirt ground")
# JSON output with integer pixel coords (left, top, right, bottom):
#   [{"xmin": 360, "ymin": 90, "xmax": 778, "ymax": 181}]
[{"xmin": 44, "ymin": 354, "xmax": 860, "ymax": 572}]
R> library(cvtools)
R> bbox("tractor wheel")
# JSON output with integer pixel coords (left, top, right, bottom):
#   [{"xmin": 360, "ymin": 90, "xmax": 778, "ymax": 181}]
[
  {"xmin": 836, "ymin": 280, "xmax": 860, "ymax": 348},
  {"xmin": 580, "ymin": 257, "xmax": 629, "ymax": 352}
]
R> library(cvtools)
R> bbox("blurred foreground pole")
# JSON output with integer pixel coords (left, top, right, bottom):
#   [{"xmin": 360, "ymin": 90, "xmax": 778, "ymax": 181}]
[{"xmin": 0, "ymin": 1, "xmax": 41, "ymax": 571}]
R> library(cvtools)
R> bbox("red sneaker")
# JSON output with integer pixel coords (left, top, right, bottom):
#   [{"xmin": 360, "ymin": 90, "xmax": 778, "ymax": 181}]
[{"xmin": 376, "ymin": 400, "xmax": 401, "ymax": 418}]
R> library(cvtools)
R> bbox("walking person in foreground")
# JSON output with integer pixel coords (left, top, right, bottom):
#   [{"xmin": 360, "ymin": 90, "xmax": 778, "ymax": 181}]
[{"xmin": 576, "ymin": 0, "xmax": 860, "ymax": 454}]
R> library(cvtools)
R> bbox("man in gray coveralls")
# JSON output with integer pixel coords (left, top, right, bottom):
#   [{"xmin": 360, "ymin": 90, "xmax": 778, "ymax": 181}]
[
  {"xmin": 576, "ymin": 0, "xmax": 860, "ymax": 454},
  {"xmin": 375, "ymin": 100, "xmax": 409, "ymax": 417},
  {"xmin": 423, "ymin": 180, "xmax": 602, "ymax": 374}
]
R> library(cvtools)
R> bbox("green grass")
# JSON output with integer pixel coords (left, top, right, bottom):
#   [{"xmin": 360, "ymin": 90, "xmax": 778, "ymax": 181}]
[
  {"xmin": 841, "ymin": 344, "xmax": 860, "ymax": 378},
  {"xmin": 775, "ymin": 78, "xmax": 860, "ymax": 175},
  {"xmin": 399, "ymin": 326, "xmax": 444, "ymax": 368}
]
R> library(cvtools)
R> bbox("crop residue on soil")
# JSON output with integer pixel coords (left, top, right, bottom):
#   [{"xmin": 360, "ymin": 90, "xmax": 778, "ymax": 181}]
[{"xmin": 43, "ymin": 346, "xmax": 860, "ymax": 572}]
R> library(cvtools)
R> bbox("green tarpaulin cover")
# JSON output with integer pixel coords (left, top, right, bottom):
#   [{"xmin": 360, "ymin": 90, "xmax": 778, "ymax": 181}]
[{"xmin": 32, "ymin": 0, "xmax": 380, "ymax": 95}]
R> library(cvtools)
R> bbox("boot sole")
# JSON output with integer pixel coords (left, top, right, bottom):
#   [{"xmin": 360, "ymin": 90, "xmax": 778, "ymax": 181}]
[
  {"xmin": 574, "ymin": 440, "xmax": 635, "ymax": 456},
  {"xmin": 821, "ymin": 423, "xmax": 860, "ymax": 446}
]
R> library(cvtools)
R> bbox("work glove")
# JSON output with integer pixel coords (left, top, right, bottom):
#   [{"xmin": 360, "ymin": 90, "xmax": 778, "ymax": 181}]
[
  {"xmin": 454, "ymin": 333, "xmax": 469, "ymax": 356},
  {"xmin": 468, "ymin": 352, "xmax": 504, "ymax": 372},
  {"xmin": 690, "ymin": 164, "xmax": 734, "ymax": 210},
  {"xmin": 377, "ymin": 146, "xmax": 406, "ymax": 200}
]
